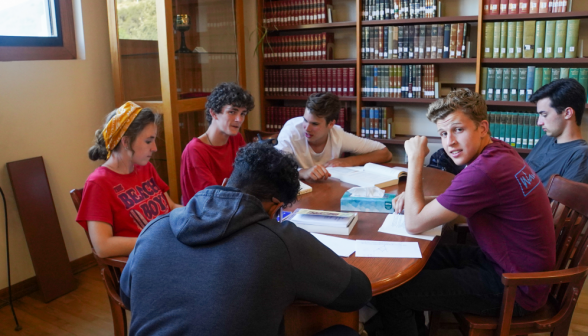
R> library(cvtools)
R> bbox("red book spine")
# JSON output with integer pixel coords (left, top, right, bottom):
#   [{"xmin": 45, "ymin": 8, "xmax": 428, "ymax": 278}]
[
  {"xmin": 312, "ymin": 68, "xmax": 317, "ymax": 94},
  {"xmin": 483, "ymin": 0, "xmax": 490, "ymax": 14},
  {"xmin": 342, "ymin": 68, "xmax": 349, "ymax": 96},
  {"xmin": 349, "ymin": 67, "xmax": 356, "ymax": 97},
  {"xmin": 489, "ymin": 0, "xmax": 500, "ymax": 14},
  {"xmin": 508, "ymin": 0, "xmax": 518, "ymax": 13},
  {"xmin": 500, "ymin": 0, "xmax": 509, "ymax": 14},
  {"xmin": 529, "ymin": 0, "xmax": 539, "ymax": 13},
  {"xmin": 518, "ymin": 0, "xmax": 530, "ymax": 13},
  {"xmin": 336, "ymin": 68, "xmax": 343, "ymax": 96},
  {"xmin": 538, "ymin": 0, "xmax": 548, "ymax": 13}
]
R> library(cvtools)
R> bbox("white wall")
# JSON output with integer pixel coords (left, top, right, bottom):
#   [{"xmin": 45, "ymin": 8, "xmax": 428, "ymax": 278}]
[{"xmin": 0, "ymin": 0, "xmax": 113, "ymax": 288}]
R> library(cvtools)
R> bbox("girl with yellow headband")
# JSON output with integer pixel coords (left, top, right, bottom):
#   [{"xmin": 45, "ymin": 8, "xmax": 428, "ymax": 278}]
[{"xmin": 76, "ymin": 102, "xmax": 181, "ymax": 258}]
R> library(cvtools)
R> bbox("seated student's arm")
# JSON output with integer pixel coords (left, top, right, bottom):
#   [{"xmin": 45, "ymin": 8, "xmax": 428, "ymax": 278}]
[
  {"xmin": 88, "ymin": 221, "xmax": 137, "ymax": 258},
  {"xmin": 164, "ymin": 192, "xmax": 183, "ymax": 210},
  {"xmin": 561, "ymin": 151, "xmax": 588, "ymax": 184},
  {"xmin": 324, "ymin": 131, "xmax": 392, "ymax": 168},
  {"xmin": 299, "ymin": 165, "xmax": 331, "ymax": 181}
]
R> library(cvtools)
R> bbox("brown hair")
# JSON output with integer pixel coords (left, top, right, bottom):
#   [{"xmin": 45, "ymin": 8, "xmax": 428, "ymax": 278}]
[
  {"xmin": 426, "ymin": 89, "xmax": 487, "ymax": 126},
  {"xmin": 305, "ymin": 92, "xmax": 341, "ymax": 124},
  {"xmin": 88, "ymin": 108, "xmax": 161, "ymax": 161}
]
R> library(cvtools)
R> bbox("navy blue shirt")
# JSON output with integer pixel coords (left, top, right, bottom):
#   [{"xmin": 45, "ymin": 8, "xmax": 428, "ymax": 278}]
[{"xmin": 525, "ymin": 135, "xmax": 588, "ymax": 186}]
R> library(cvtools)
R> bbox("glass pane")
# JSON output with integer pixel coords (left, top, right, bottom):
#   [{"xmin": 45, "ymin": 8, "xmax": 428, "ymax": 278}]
[
  {"xmin": 0, "ymin": 0, "xmax": 57, "ymax": 37},
  {"xmin": 117, "ymin": 0, "xmax": 163, "ymax": 101},
  {"xmin": 173, "ymin": 0, "xmax": 238, "ymax": 100}
]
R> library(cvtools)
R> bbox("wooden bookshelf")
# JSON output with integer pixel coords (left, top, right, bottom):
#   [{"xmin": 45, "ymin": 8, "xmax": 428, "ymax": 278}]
[
  {"xmin": 265, "ymin": 59, "xmax": 357, "ymax": 66},
  {"xmin": 486, "ymin": 101, "xmax": 588, "ymax": 108},
  {"xmin": 266, "ymin": 95, "xmax": 357, "ymax": 101},
  {"xmin": 362, "ymin": 15, "xmax": 479, "ymax": 26},
  {"xmin": 363, "ymin": 58, "xmax": 477, "ymax": 65},
  {"xmin": 268, "ymin": 21, "xmax": 356, "ymax": 32},
  {"xmin": 483, "ymin": 11, "xmax": 588, "ymax": 21},
  {"xmin": 482, "ymin": 58, "xmax": 588, "ymax": 65},
  {"xmin": 362, "ymin": 97, "xmax": 437, "ymax": 103}
]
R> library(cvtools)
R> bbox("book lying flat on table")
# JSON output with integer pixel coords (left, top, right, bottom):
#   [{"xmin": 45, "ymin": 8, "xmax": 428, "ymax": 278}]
[
  {"xmin": 298, "ymin": 181, "xmax": 312, "ymax": 195},
  {"xmin": 327, "ymin": 163, "xmax": 408, "ymax": 188},
  {"xmin": 283, "ymin": 209, "xmax": 358, "ymax": 235}
]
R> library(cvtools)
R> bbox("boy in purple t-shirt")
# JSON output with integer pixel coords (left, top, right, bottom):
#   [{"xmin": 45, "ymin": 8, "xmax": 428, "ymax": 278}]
[{"xmin": 375, "ymin": 89, "xmax": 555, "ymax": 336}]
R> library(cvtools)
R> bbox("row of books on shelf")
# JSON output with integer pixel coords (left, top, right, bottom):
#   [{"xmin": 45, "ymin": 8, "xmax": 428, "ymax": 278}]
[
  {"xmin": 489, "ymin": 112, "xmax": 545, "ymax": 149},
  {"xmin": 362, "ymin": 0, "xmax": 439, "ymax": 21},
  {"xmin": 361, "ymin": 64, "xmax": 437, "ymax": 98},
  {"xmin": 262, "ymin": 0, "xmax": 333, "ymax": 27},
  {"xmin": 480, "ymin": 66, "xmax": 588, "ymax": 102},
  {"xmin": 263, "ymin": 33, "xmax": 334, "ymax": 62},
  {"xmin": 483, "ymin": 19, "xmax": 580, "ymax": 59},
  {"xmin": 482, "ymin": 0, "xmax": 570, "ymax": 14},
  {"xmin": 362, "ymin": 23, "xmax": 470, "ymax": 60},
  {"xmin": 265, "ymin": 106, "xmax": 348, "ymax": 132},
  {"xmin": 360, "ymin": 106, "xmax": 395, "ymax": 139},
  {"xmin": 264, "ymin": 68, "xmax": 356, "ymax": 97}
]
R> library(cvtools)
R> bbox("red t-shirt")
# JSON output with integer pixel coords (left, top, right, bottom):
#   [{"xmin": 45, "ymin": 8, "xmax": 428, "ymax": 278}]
[
  {"xmin": 180, "ymin": 134, "xmax": 246, "ymax": 205},
  {"xmin": 76, "ymin": 163, "xmax": 170, "ymax": 238}
]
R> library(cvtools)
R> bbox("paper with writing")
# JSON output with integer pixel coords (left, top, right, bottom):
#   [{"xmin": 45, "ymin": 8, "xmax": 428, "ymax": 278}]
[
  {"xmin": 311, "ymin": 233, "xmax": 356, "ymax": 257},
  {"xmin": 355, "ymin": 240, "xmax": 422, "ymax": 258},
  {"xmin": 378, "ymin": 213, "xmax": 442, "ymax": 241}
]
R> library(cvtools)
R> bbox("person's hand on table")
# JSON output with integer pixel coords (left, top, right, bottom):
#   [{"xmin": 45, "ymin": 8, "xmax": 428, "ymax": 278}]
[
  {"xmin": 323, "ymin": 158, "xmax": 352, "ymax": 168},
  {"xmin": 299, "ymin": 165, "xmax": 331, "ymax": 181},
  {"xmin": 405, "ymin": 136, "xmax": 430, "ymax": 163},
  {"xmin": 393, "ymin": 192, "xmax": 406, "ymax": 214}
]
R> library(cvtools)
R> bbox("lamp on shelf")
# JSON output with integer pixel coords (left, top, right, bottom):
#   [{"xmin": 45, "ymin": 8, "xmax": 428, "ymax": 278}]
[{"xmin": 174, "ymin": 14, "xmax": 192, "ymax": 53}]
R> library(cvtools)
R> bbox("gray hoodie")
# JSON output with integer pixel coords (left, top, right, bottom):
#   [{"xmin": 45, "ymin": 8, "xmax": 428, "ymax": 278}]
[{"xmin": 120, "ymin": 186, "xmax": 371, "ymax": 336}]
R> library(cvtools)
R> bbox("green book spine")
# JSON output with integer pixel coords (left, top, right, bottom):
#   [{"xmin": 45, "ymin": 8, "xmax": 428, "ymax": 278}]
[
  {"xmin": 507, "ymin": 21, "xmax": 516, "ymax": 58},
  {"xmin": 502, "ymin": 68, "xmax": 511, "ymax": 101},
  {"xmin": 499, "ymin": 112, "xmax": 506, "ymax": 141},
  {"xmin": 544, "ymin": 20, "xmax": 556, "ymax": 59},
  {"xmin": 505, "ymin": 112, "xmax": 512, "ymax": 145},
  {"xmin": 528, "ymin": 115, "xmax": 537, "ymax": 148},
  {"xmin": 533, "ymin": 21, "xmax": 546, "ymax": 58},
  {"xmin": 579, "ymin": 69, "xmax": 588, "ymax": 100},
  {"xmin": 534, "ymin": 67, "xmax": 543, "ymax": 92},
  {"xmin": 500, "ymin": 22, "xmax": 508, "ymax": 58},
  {"xmin": 489, "ymin": 112, "xmax": 496, "ymax": 136},
  {"xmin": 481, "ymin": 67, "xmax": 489, "ymax": 98},
  {"xmin": 542, "ymin": 67, "xmax": 552, "ymax": 86},
  {"xmin": 518, "ymin": 67, "xmax": 527, "ymax": 102},
  {"xmin": 522, "ymin": 113, "xmax": 530, "ymax": 149},
  {"xmin": 509, "ymin": 68, "xmax": 519, "ymax": 101},
  {"xmin": 495, "ymin": 68, "xmax": 503, "ymax": 101},
  {"xmin": 510, "ymin": 112, "xmax": 518, "ymax": 147},
  {"xmin": 533, "ymin": 115, "xmax": 541, "ymax": 147},
  {"xmin": 487, "ymin": 67, "xmax": 496, "ymax": 100},
  {"xmin": 484, "ymin": 22, "xmax": 494, "ymax": 58},
  {"xmin": 565, "ymin": 19, "xmax": 580, "ymax": 58},
  {"xmin": 493, "ymin": 22, "xmax": 502, "ymax": 58},
  {"xmin": 554, "ymin": 20, "xmax": 568, "ymax": 58},
  {"xmin": 523, "ymin": 20, "xmax": 536, "ymax": 58},
  {"xmin": 526, "ymin": 66, "xmax": 535, "ymax": 101},
  {"xmin": 561, "ymin": 68, "xmax": 570, "ymax": 79},
  {"xmin": 515, "ymin": 21, "xmax": 524, "ymax": 58},
  {"xmin": 551, "ymin": 68, "xmax": 561, "ymax": 81},
  {"xmin": 516, "ymin": 113, "xmax": 524, "ymax": 148},
  {"xmin": 570, "ymin": 68, "xmax": 580, "ymax": 81}
]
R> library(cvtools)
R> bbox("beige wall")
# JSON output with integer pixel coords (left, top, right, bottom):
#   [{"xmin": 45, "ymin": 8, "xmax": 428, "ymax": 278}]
[{"xmin": 0, "ymin": 0, "xmax": 113, "ymax": 288}]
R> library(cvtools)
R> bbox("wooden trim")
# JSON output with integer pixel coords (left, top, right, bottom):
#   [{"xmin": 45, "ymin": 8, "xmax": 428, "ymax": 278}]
[
  {"xmin": 475, "ymin": 0, "xmax": 484, "ymax": 93},
  {"xmin": 135, "ymin": 101, "xmax": 164, "ymax": 113},
  {"xmin": 483, "ymin": 11, "xmax": 588, "ymax": 21},
  {"xmin": 177, "ymin": 97, "xmax": 207, "ymax": 113},
  {"xmin": 482, "ymin": 58, "xmax": 588, "ymax": 65},
  {"xmin": 356, "ymin": 0, "xmax": 362, "ymax": 136},
  {"xmin": 0, "ymin": 0, "xmax": 76, "ymax": 62},
  {"xmin": 266, "ymin": 95, "xmax": 356, "ymax": 101},
  {"xmin": 0, "ymin": 254, "xmax": 97, "ymax": 306},
  {"xmin": 107, "ymin": 0, "xmax": 125, "ymax": 105},
  {"xmin": 235, "ymin": 0, "xmax": 249, "ymax": 131},
  {"xmin": 156, "ymin": 0, "xmax": 182, "ymax": 203},
  {"xmin": 269, "ymin": 21, "xmax": 357, "ymax": 32},
  {"xmin": 362, "ymin": 97, "xmax": 437, "ymax": 103},
  {"xmin": 362, "ymin": 15, "xmax": 479, "ymax": 26},
  {"xmin": 257, "ymin": 0, "xmax": 267, "ymax": 131},
  {"xmin": 362, "ymin": 58, "xmax": 476, "ymax": 64}
]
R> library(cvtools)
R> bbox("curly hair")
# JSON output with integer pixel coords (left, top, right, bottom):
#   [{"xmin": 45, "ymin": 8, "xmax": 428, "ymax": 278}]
[
  {"xmin": 205, "ymin": 82, "xmax": 255, "ymax": 124},
  {"xmin": 88, "ymin": 107, "xmax": 161, "ymax": 161},
  {"xmin": 426, "ymin": 88, "xmax": 487, "ymax": 127},
  {"xmin": 306, "ymin": 92, "xmax": 341, "ymax": 124},
  {"xmin": 227, "ymin": 142, "xmax": 300, "ymax": 207}
]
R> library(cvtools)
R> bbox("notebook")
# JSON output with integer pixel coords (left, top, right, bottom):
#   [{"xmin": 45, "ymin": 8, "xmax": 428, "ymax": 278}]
[
  {"xmin": 283, "ymin": 209, "xmax": 358, "ymax": 235},
  {"xmin": 327, "ymin": 163, "xmax": 408, "ymax": 188}
]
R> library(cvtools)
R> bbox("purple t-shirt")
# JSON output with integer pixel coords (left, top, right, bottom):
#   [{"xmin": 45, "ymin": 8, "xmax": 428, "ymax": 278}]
[{"xmin": 437, "ymin": 139, "xmax": 555, "ymax": 311}]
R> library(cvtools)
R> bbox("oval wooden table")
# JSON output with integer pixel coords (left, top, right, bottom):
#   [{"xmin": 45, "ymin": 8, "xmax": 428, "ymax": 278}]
[{"xmin": 283, "ymin": 164, "xmax": 455, "ymax": 336}]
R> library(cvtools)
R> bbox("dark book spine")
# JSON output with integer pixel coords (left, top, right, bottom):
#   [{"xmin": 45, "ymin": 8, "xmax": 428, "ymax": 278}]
[{"xmin": 443, "ymin": 23, "xmax": 451, "ymax": 58}]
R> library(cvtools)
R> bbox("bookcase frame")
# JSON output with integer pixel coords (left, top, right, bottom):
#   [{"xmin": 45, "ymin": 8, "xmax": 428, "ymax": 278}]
[{"xmin": 256, "ymin": 0, "xmax": 588, "ymax": 155}]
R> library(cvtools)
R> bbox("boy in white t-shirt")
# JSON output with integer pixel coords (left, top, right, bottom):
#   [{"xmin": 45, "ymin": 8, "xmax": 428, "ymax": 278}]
[{"xmin": 275, "ymin": 92, "xmax": 393, "ymax": 181}]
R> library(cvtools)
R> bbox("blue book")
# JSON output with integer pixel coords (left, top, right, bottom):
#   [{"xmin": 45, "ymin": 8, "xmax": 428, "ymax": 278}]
[
  {"xmin": 526, "ymin": 66, "xmax": 535, "ymax": 101},
  {"xmin": 443, "ymin": 23, "xmax": 451, "ymax": 58},
  {"xmin": 361, "ymin": 108, "xmax": 366, "ymax": 138}
]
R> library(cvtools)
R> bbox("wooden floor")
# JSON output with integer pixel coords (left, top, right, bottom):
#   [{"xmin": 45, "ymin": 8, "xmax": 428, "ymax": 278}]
[{"xmin": 0, "ymin": 266, "xmax": 587, "ymax": 335}]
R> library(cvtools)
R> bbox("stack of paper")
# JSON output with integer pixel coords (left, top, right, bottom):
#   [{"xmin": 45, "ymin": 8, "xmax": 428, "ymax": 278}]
[
  {"xmin": 378, "ymin": 213, "xmax": 442, "ymax": 241},
  {"xmin": 311, "ymin": 233, "xmax": 422, "ymax": 259}
]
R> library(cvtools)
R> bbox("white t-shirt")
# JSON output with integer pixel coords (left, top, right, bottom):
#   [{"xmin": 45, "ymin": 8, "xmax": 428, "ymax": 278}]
[{"xmin": 275, "ymin": 117, "xmax": 386, "ymax": 169}]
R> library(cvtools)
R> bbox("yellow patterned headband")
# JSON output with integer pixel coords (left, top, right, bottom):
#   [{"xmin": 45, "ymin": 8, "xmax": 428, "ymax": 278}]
[{"xmin": 102, "ymin": 101, "xmax": 142, "ymax": 159}]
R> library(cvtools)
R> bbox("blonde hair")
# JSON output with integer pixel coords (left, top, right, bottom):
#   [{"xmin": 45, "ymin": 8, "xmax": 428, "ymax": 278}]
[{"xmin": 426, "ymin": 89, "xmax": 487, "ymax": 126}]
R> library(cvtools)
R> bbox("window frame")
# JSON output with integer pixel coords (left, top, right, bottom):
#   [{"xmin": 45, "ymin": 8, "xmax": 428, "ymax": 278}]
[{"xmin": 0, "ymin": 0, "xmax": 76, "ymax": 62}]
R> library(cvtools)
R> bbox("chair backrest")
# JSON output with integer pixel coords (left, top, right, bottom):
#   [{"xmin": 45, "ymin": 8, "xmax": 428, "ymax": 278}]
[
  {"xmin": 70, "ymin": 188, "xmax": 95, "ymax": 249},
  {"xmin": 546, "ymin": 175, "xmax": 588, "ymax": 301},
  {"xmin": 243, "ymin": 129, "xmax": 279, "ymax": 143}
]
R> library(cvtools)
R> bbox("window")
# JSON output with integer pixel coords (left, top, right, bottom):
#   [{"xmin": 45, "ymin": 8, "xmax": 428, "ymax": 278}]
[{"xmin": 0, "ymin": 0, "xmax": 76, "ymax": 61}]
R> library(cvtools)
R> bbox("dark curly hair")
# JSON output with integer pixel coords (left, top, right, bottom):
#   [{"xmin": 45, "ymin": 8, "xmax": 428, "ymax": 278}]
[
  {"xmin": 205, "ymin": 82, "xmax": 255, "ymax": 124},
  {"xmin": 88, "ymin": 107, "xmax": 161, "ymax": 161},
  {"xmin": 227, "ymin": 142, "xmax": 300, "ymax": 207},
  {"xmin": 529, "ymin": 78, "xmax": 586, "ymax": 126}
]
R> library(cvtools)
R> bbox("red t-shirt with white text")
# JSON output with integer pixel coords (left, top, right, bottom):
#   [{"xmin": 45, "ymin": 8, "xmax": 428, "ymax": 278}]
[{"xmin": 76, "ymin": 163, "xmax": 170, "ymax": 237}]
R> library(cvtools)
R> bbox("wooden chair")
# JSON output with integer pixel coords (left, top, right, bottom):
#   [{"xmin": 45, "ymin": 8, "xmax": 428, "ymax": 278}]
[
  {"xmin": 432, "ymin": 175, "xmax": 588, "ymax": 336},
  {"xmin": 243, "ymin": 129, "xmax": 279, "ymax": 143},
  {"xmin": 70, "ymin": 188, "xmax": 128, "ymax": 336}
]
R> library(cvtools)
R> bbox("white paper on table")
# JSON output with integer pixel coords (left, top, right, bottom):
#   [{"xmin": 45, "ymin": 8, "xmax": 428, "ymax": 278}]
[
  {"xmin": 378, "ymin": 213, "xmax": 442, "ymax": 241},
  {"xmin": 355, "ymin": 240, "xmax": 422, "ymax": 258},
  {"xmin": 311, "ymin": 233, "xmax": 356, "ymax": 257}
]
